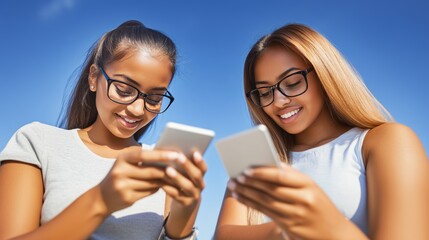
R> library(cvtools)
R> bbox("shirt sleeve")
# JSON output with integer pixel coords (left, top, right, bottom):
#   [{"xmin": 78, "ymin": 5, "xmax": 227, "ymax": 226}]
[{"xmin": 0, "ymin": 122, "xmax": 44, "ymax": 168}]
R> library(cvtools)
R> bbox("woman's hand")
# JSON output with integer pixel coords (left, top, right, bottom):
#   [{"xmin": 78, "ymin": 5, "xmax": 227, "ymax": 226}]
[
  {"xmin": 161, "ymin": 151, "xmax": 207, "ymax": 238},
  {"xmin": 97, "ymin": 148, "xmax": 178, "ymax": 215},
  {"xmin": 161, "ymin": 151, "xmax": 207, "ymax": 207},
  {"xmin": 227, "ymin": 165, "xmax": 364, "ymax": 240}
]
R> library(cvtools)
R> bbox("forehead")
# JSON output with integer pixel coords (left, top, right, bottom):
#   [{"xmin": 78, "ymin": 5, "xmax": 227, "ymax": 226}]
[
  {"xmin": 107, "ymin": 51, "xmax": 173, "ymax": 89},
  {"xmin": 254, "ymin": 45, "xmax": 306, "ymax": 83}
]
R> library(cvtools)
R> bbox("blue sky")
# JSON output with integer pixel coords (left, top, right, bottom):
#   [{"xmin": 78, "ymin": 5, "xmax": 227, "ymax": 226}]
[{"xmin": 1, "ymin": 1, "xmax": 428, "ymax": 239}]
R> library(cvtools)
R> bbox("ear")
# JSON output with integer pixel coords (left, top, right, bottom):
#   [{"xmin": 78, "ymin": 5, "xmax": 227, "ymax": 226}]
[{"xmin": 88, "ymin": 64, "xmax": 98, "ymax": 92}]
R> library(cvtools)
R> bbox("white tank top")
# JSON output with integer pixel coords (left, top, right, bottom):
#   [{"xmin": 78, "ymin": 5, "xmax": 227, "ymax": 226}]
[{"xmin": 290, "ymin": 127, "xmax": 369, "ymax": 235}]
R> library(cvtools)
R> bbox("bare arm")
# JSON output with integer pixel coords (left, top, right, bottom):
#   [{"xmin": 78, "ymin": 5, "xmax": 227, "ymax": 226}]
[
  {"xmin": 365, "ymin": 123, "xmax": 429, "ymax": 240},
  {"xmin": 0, "ymin": 149, "xmax": 175, "ymax": 240},
  {"xmin": 0, "ymin": 161, "xmax": 108, "ymax": 240},
  {"xmin": 214, "ymin": 188, "xmax": 285, "ymax": 240},
  {"xmin": 0, "ymin": 162, "xmax": 43, "ymax": 239}
]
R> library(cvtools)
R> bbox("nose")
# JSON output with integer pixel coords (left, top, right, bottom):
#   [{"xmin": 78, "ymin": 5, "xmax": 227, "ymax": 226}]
[
  {"xmin": 272, "ymin": 88, "xmax": 291, "ymax": 107},
  {"xmin": 127, "ymin": 98, "xmax": 146, "ymax": 117}
]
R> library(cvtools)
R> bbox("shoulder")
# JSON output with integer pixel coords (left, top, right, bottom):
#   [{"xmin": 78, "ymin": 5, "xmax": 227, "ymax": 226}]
[
  {"xmin": 10, "ymin": 122, "xmax": 75, "ymax": 148},
  {"xmin": 363, "ymin": 122, "xmax": 428, "ymax": 173},
  {"xmin": 362, "ymin": 125, "xmax": 429, "ymax": 238},
  {"xmin": 13, "ymin": 122, "xmax": 45, "ymax": 140},
  {"xmin": 15, "ymin": 122, "xmax": 65, "ymax": 138},
  {"xmin": 18, "ymin": 121, "xmax": 57, "ymax": 132},
  {"xmin": 1, "ymin": 122, "xmax": 61, "ymax": 167},
  {"xmin": 367, "ymin": 122, "xmax": 415, "ymax": 137},
  {"xmin": 363, "ymin": 122, "xmax": 421, "ymax": 153}
]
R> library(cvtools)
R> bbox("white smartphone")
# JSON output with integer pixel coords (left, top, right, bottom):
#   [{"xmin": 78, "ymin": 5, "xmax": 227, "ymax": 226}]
[
  {"xmin": 215, "ymin": 124, "xmax": 281, "ymax": 178},
  {"xmin": 154, "ymin": 122, "xmax": 215, "ymax": 160}
]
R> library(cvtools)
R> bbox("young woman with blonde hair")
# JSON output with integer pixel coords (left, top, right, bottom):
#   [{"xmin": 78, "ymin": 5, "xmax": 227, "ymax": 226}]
[{"xmin": 215, "ymin": 23, "xmax": 429, "ymax": 239}]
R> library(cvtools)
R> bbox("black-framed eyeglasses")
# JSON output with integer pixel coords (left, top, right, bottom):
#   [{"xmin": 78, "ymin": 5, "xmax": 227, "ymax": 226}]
[
  {"xmin": 98, "ymin": 65, "xmax": 174, "ymax": 114},
  {"xmin": 246, "ymin": 67, "xmax": 314, "ymax": 108}
]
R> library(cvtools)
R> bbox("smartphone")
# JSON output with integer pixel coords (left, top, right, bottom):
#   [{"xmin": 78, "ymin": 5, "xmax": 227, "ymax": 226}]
[
  {"xmin": 215, "ymin": 124, "xmax": 281, "ymax": 178},
  {"xmin": 154, "ymin": 122, "xmax": 215, "ymax": 160}
]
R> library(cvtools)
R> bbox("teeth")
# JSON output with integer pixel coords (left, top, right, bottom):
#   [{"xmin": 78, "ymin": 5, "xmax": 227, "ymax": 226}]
[
  {"xmin": 122, "ymin": 117, "xmax": 138, "ymax": 123},
  {"xmin": 280, "ymin": 109, "xmax": 300, "ymax": 119}
]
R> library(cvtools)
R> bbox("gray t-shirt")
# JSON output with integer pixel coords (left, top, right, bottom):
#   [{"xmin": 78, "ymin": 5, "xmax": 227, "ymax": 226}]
[{"xmin": 0, "ymin": 122, "xmax": 166, "ymax": 240}]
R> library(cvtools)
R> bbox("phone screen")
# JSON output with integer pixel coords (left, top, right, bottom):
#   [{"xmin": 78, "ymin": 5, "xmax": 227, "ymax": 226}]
[
  {"xmin": 155, "ymin": 122, "xmax": 215, "ymax": 159},
  {"xmin": 216, "ymin": 125, "xmax": 281, "ymax": 178}
]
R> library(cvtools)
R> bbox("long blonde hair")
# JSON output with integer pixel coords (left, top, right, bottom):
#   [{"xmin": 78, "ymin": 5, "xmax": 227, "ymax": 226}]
[{"xmin": 243, "ymin": 23, "xmax": 393, "ymax": 224}]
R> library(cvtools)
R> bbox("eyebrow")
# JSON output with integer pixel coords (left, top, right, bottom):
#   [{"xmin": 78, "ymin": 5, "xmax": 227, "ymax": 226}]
[
  {"xmin": 255, "ymin": 67, "xmax": 301, "ymax": 85},
  {"xmin": 112, "ymin": 73, "xmax": 140, "ymax": 86},
  {"xmin": 112, "ymin": 73, "xmax": 167, "ymax": 91}
]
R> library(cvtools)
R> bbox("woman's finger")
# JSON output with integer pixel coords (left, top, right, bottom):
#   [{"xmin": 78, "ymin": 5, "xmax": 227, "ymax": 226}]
[
  {"xmin": 233, "ymin": 174, "xmax": 302, "ymax": 203},
  {"xmin": 244, "ymin": 165, "xmax": 310, "ymax": 188},
  {"xmin": 164, "ymin": 166, "xmax": 199, "ymax": 197},
  {"xmin": 138, "ymin": 149, "xmax": 180, "ymax": 167},
  {"xmin": 136, "ymin": 150, "xmax": 205, "ymax": 189},
  {"xmin": 127, "ymin": 178, "xmax": 165, "ymax": 192},
  {"xmin": 115, "ymin": 148, "xmax": 179, "ymax": 170},
  {"xmin": 192, "ymin": 151, "xmax": 208, "ymax": 175},
  {"xmin": 228, "ymin": 180, "xmax": 301, "ymax": 215},
  {"xmin": 173, "ymin": 153, "xmax": 205, "ymax": 189},
  {"xmin": 112, "ymin": 159, "xmax": 168, "ymax": 181},
  {"xmin": 230, "ymin": 190, "xmax": 297, "ymax": 228},
  {"xmin": 124, "ymin": 149, "xmax": 207, "ymax": 191},
  {"xmin": 161, "ymin": 185, "xmax": 192, "ymax": 206},
  {"xmin": 161, "ymin": 184, "xmax": 181, "ymax": 198}
]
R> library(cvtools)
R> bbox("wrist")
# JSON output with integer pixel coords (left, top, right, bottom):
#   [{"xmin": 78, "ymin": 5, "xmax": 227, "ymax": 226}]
[
  {"xmin": 334, "ymin": 217, "xmax": 368, "ymax": 240},
  {"xmin": 271, "ymin": 223, "xmax": 289, "ymax": 240},
  {"xmin": 171, "ymin": 195, "xmax": 201, "ymax": 212},
  {"xmin": 165, "ymin": 198, "xmax": 200, "ymax": 239},
  {"xmin": 161, "ymin": 213, "xmax": 198, "ymax": 239},
  {"xmin": 89, "ymin": 185, "xmax": 111, "ymax": 218}
]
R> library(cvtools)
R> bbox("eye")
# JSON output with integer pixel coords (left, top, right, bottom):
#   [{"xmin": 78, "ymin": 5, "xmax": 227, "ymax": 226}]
[
  {"xmin": 112, "ymin": 82, "xmax": 136, "ymax": 97},
  {"xmin": 281, "ymin": 75, "xmax": 305, "ymax": 90},
  {"xmin": 257, "ymin": 88, "xmax": 272, "ymax": 99},
  {"xmin": 145, "ymin": 95, "xmax": 164, "ymax": 105},
  {"xmin": 285, "ymin": 81, "xmax": 303, "ymax": 88}
]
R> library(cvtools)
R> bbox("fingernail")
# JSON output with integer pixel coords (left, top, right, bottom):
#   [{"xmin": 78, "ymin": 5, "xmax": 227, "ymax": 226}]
[
  {"xmin": 193, "ymin": 151, "xmax": 202, "ymax": 162},
  {"xmin": 236, "ymin": 175, "xmax": 245, "ymax": 183},
  {"xmin": 227, "ymin": 180, "xmax": 236, "ymax": 190},
  {"xmin": 167, "ymin": 152, "xmax": 179, "ymax": 160},
  {"xmin": 177, "ymin": 153, "xmax": 186, "ymax": 164},
  {"xmin": 166, "ymin": 166, "xmax": 177, "ymax": 177},
  {"xmin": 231, "ymin": 192, "xmax": 238, "ymax": 199},
  {"xmin": 244, "ymin": 169, "xmax": 253, "ymax": 176}
]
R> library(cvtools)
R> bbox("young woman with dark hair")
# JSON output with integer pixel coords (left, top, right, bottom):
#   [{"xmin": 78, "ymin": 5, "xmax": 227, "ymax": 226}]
[{"xmin": 0, "ymin": 20, "xmax": 202, "ymax": 240}]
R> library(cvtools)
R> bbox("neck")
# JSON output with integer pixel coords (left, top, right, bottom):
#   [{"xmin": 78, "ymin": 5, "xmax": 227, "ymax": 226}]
[
  {"xmin": 293, "ymin": 106, "xmax": 351, "ymax": 151},
  {"xmin": 82, "ymin": 119, "xmax": 138, "ymax": 150}
]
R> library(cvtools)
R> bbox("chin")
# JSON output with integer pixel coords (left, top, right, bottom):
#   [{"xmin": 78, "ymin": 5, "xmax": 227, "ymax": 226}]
[
  {"xmin": 277, "ymin": 122, "xmax": 305, "ymax": 135},
  {"xmin": 111, "ymin": 128, "xmax": 137, "ymax": 140}
]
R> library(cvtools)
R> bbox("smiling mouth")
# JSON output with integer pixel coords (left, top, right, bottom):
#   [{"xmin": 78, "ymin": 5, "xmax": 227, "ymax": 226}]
[
  {"xmin": 280, "ymin": 108, "xmax": 301, "ymax": 119},
  {"xmin": 116, "ymin": 114, "xmax": 141, "ymax": 124}
]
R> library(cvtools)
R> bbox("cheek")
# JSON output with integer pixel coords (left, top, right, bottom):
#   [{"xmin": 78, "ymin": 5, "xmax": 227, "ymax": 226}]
[
  {"xmin": 95, "ymin": 91, "xmax": 106, "ymax": 110},
  {"xmin": 262, "ymin": 105, "xmax": 275, "ymax": 118},
  {"xmin": 95, "ymin": 91, "xmax": 116, "ymax": 116},
  {"xmin": 261, "ymin": 106, "xmax": 268, "ymax": 115},
  {"xmin": 305, "ymin": 84, "xmax": 326, "ymax": 112}
]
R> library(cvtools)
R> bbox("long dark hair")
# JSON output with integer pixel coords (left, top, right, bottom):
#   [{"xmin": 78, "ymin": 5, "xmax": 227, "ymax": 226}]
[{"xmin": 59, "ymin": 20, "xmax": 177, "ymax": 140}]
